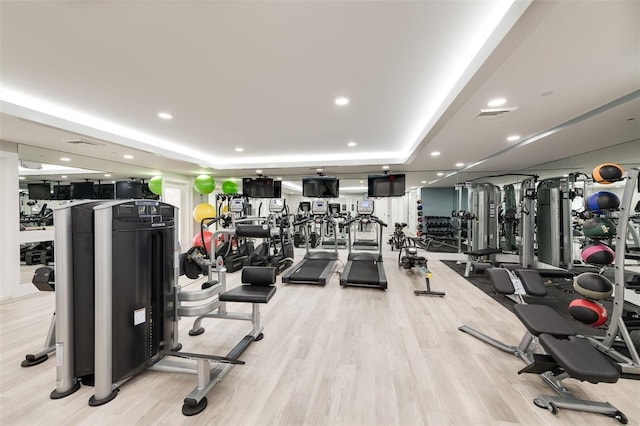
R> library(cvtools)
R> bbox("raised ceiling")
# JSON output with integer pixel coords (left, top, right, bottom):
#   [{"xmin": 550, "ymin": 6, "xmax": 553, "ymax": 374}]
[{"xmin": 1, "ymin": 0, "xmax": 639, "ymax": 190}]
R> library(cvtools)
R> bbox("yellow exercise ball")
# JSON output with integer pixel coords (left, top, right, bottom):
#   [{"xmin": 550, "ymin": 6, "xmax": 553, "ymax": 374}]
[{"xmin": 193, "ymin": 203, "xmax": 216, "ymax": 223}]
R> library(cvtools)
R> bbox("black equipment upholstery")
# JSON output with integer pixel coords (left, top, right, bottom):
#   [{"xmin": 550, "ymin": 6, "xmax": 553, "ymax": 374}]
[
  {"xmin": 235, "ymin": 225, "xmax": 272, "ymax": 238},
  {"xmin": 219, "ymin": 266, "xmax": 277, "ymax": 304},
  {"xmin": 538, "ymin": 334, "xmax": 620, "ymax": 384},
  {"xmin": 513, "ymin": 304, "xmax": 577, "ymax": 338},
  {"xmin": 514, "ymin": 269, "xmax": 547, "ymax": 296},
  {"xmin": 485, "ymin": 268, "xmax": 515, "ymax": 294}
]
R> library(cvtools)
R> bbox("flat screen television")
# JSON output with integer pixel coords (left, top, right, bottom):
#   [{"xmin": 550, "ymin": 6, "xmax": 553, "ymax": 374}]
[
  {"xmin": 70, "ymin": 182, "xmax": 95, "ymax": 199},
  {"xmin": 28, "ymin": 183, "xmax": 52, "ymax": 200},
  {"xmin": 367, "ymin": 173, "xmax": 406, "ymax": 197},
  {"xmin": 242, "ymin": 178, "xmax": 282, "ymax": 198},
  {"xmin": 53, "ymin": 185, "xmax": 71, "ymax": 200},
  {"xmin": 116, "ymin": 181, "xmax": 143, "ymax": 199},
  {"xmin": 302, "ymin": 176, "xmax": 339, "ymax": 198},
  {"xmin": 94, "ymin": 183, "xmax": 115, "ymax": 199}
]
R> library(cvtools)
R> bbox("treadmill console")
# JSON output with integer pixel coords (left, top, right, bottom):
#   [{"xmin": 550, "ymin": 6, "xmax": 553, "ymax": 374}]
[
  {"xmin": 357, "ymin": 199, "xmax": 374, "ymax": 215},
  {"xmin": 311, "ymin": 200, "xmax": 328, "ymax": 215},
  {"xmin": 229, "ymin": 198, "xmax": 244, "ymax": 213},
  {"xmin": 269, "ymin": 198, "xmax": 285, "ymax": 213}
]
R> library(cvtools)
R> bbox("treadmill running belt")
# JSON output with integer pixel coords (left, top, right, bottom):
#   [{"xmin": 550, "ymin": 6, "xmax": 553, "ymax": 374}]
[
  {"xmin": 290, "ymin": 259, "xmax": 330, "ymax": 281},
  {"xmin": 346, "ymin": 261, "xmax": 380, "ymax": 284}
]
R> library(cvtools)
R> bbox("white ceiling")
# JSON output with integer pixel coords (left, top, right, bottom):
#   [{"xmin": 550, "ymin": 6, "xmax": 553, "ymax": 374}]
[{"xmin": 1, "ymin": 0, "xmax": 639, "ymax": 192}]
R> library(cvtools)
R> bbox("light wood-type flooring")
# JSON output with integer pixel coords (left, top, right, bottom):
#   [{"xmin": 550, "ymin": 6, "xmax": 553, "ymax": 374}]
[{"xmin": 1, "ymin": 244, "xmax": 638, "ymax": 426}]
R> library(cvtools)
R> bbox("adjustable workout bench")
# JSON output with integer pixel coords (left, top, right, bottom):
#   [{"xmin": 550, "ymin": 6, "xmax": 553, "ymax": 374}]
[
  {"xmin": 459, "ymin": 268, "xmax": 628, "ymax": 424},
  {"xmin": 462, "ymin": 247, "xmax": 502, "ymax": 277}
]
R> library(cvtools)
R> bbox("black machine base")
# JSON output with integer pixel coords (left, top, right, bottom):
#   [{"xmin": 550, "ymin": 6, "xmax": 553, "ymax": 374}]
[
  {"xmin": 49, "ymin": 381, "xmax": 81, "ymax": 399},
  {"xmin": 21, "ymin": 354, "xmax": 49, "ymax": 367},
  {"xmin": 88, "ymin": 388, "xmax": 119, "ymax": 406},
  {"xmin": 183, "ymin": 396, "xmax": 208, "ymax": 416}
]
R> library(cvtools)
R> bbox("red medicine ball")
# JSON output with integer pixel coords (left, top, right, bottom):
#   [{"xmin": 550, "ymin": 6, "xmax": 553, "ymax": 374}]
[{"xmin": 569, "ymin": 298, "xmax": 608, "ymax": 327}]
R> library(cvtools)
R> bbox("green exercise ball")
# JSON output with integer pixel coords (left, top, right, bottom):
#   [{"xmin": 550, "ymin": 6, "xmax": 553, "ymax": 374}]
[
  {"xmin": 194, "ymin": 175, "xmax": 215, "ymax": 194},
  {"xmin": 148, "ymin": 176, "xmax": 163, "ymax": 195},
  {"xmin": 221, "ymin": 180, "xmax": 238, "ymax": 195}
]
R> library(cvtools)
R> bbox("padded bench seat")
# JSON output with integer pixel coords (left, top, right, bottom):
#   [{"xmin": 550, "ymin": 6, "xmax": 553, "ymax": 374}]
[
  {"xmin": 463, "ymin": 247, "xmax": 502, "ymax": 257},
  {"xmin": 219, "ymin": 285, "xmax": 276, "ymax": 304},
  {"xmin": 513, "ymin": 304, "xmax": 577, "ymax": 338},
  {"xmin": 538, "ymin": 334, "xmax": 620, "ymax": 384}
]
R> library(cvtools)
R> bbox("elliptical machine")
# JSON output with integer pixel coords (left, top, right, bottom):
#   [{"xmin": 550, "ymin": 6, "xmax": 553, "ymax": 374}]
[{"xmin": 388, "ymin": 222, "xmax": 407, "ymax": 250}]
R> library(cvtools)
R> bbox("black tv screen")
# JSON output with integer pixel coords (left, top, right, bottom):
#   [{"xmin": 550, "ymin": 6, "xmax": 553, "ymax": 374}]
[
  {"xmin": 53, "ymin": 185, "xmax": 71, "ymax": 200},
  {"xmin": 368, "ymin": 173, "xmax": 406, "ymax": 197},
  {"xmin": 116, "ymin": 181, "xmax": 143, "ymax": 199},
  {"xmin": 70, "ymin": 182, "xmax": 95, "ymax": 199},
  {"xmin": 242, "ymin": 178, "xmax": 281, "ymax": 198},
  {"xmin": 302, "ymin": 176, "xmax": 339, "ymax": 198},
  {"xmin": 94, "ymin": 183, "xmax": 115, "ymax": 199},
  {"xmin": 28, "ymin": 183, "xmax": 52, "ymax": 200}
]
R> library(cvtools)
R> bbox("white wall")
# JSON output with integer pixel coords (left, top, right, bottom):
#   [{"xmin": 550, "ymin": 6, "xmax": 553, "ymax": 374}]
[{"xmin": 0, "ymin": 141, "xmax": 31, "ymax": 301}]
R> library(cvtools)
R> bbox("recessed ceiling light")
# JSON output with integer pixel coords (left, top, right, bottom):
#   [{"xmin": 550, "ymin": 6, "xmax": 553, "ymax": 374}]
[
  {"xmin": 198, "ymin": 164, "xmax": 209, "ymax": 169},
  {"xmin": 359, "ymin": 180, "xmax": 364, "ymax": 183},
  {"xmin": 256, "ymin": 169, "xmax": 262, "ymax": 174},
  {"xmin": 507, "ymin": 135, "xmax": 521, "ymax": 142},
  {"xmin": 276, "ymin": 177, "xmax": 282, "ymax": 180},
  {"xmin": 421, "ymin": 180, "xmax": 426, "ymax": 184},
  {"xmin": 124, "ymin": 154, "xmax": 134, "ymax": 159},
  {"xmin": 104, "ymin": 174, "xmax": 111, "ymax": 177},
  {"xmin": 430, "ymin": 151, "xmax": 440, "ymax": 157},
  {"xmin": 158, "ymin": 112, "xmax": 173, "ymax": 120},
  {"xmin": 437, "ymin": 172, "xmax": 444, "ymax": 176},
  {"xmin": 335, "ymin": 97, "xmax": 349, "ymax": 106},
  {"xmin": 61, "ymin": 175, "xmax": 67, "ymax": 179},
  {"xmin": 235, "ymin": 147, "xmax": 244, "ymax": 152},
  {"xmin": 347, "ymin": 141, "xmax": 357, "ymax": 147},
  {"xmin": 487, "ymin": 98, "xmax": 506, "ymax": 107},
  {"xmin": 19, "ymin": 176, "xmax": 25, "ymax": 180},
  {"xmin": 455, "ymin": 162, "xmax": 464, "ymax": 167},
  {"xmin": 382, "ymin": 165, "xmax": 389, "ymax": 170},
  {"xmin": 60, "ymin": 157, "xmax": 71, "ymax": 162},
  {"xmin": 316, "ymin": 168, "xmax": 324, "ymax": 172}
]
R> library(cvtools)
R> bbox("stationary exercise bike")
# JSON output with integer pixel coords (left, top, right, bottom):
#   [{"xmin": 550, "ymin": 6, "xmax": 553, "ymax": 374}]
[
  {"xmin": 398, "ymin": 236, "xmax": 445, "ymax": 297},
  {"xmin": 388, "ymin": 222, "xmax": 407, "ymax": 250}
]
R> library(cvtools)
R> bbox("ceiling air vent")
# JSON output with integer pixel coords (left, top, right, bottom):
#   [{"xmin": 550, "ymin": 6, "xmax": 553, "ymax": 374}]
[
  {"xmin": 63, "ymin": 138, "xmax": 105, "ymax": 146},
  {"xmin": 473, "ymin": 106, "xmax": 518, "ymax": 121}
]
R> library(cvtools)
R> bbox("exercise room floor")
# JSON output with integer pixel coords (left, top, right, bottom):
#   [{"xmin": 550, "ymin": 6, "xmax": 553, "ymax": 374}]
[{"xmin": 1, "ymin": 243, "xmax": 638, "ymax": 425}]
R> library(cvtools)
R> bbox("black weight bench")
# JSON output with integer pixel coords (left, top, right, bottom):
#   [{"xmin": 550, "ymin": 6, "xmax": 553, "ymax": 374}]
[
  {"xmin": 463, "ymin": 247, "xmax": 502, "ymax": 277},
  {"xmin": 459, "ymin": 268, "xmax": 628, "ymax": 423}
]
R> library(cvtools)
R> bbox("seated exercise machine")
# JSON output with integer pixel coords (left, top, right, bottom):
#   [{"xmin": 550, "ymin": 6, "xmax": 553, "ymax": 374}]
[
  {"xmin": 340, "ymin": 200, "xmax": 388, "ymax": 290},
  {"xmin": 459, "ymin": 268, "xmax": 628, "ymax": 423},
  {"xmin": 20, "ymin": 266, "xmax": 56, "ymax": 367},
  {"xmin": 49, "ymin": 200, "xmax": 278, "ymax": 416},
  {"xmin": 398, "ymin": 237, "xmax": 445, "ymax": 297},
  {"xmin": 282, "ymin": 200, "xmax": 339, "ymax": 285}
]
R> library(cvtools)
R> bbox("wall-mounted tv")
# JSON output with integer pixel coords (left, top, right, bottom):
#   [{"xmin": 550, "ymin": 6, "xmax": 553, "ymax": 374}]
[
  {"xmin": 367, "ymin": 173, "xmax": 406, "ymax": 197},
  {"xmin": 94, "ymin": 183, "xmax": 115, "ymax": 199},
  {"xmin": 70, "ymin": 182, "xmax": 95, "ymax": 199},
  {"xmin": 116, "ymin": 181, "xmax": 143, "ymax": 199},
  {"xmin": 27, "ymin": 183, "xmax": 52, "ymax": 200},
  {"xmin": 53, "ymin": 185, "xmax": 71, "ymax": 200},
  {"xmin": 302, "ymin": 176, "xmax": 339, "ymax": 198},
  {"xmin": 242, "ymin": 178, "xmax": 282, "ymax": 198}
]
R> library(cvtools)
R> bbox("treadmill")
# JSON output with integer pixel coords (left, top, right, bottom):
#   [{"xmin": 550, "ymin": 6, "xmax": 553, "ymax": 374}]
[
  {"xmin": 340, "ymin": 200, "xmax": 388, "ymax": 290},
  {"xmin": 282, "ymin": 200, "xmax": 338, "ymax": 285}
]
